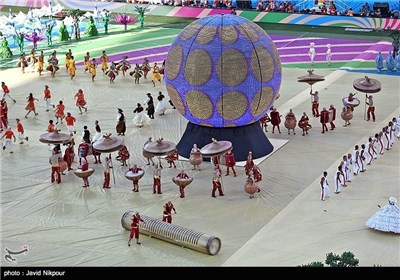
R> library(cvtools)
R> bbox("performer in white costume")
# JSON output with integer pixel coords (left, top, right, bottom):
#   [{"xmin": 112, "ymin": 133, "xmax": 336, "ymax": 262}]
[
  {"xmin": 308, "ymin": 42, "xmax": 316, "ymax": 66},
  {"xmin": 345, "ymin": 153, "xmax": 352, "ymax": 183},
  {"xmin": 351, "ymin": 145, "xmax": 360, "ymax": 175},
  {"xmin": 366, "ymin": 197, "xmax": 400, "ymax": 234},
  {"xmin": 333, "ymin": 168, "xmax": 343, "ymax": 194},
  {"xmin": 155, "ymin": 91, "xmax": 166, "ymax": 116},
  {"xmin": 320, "ymin": 171, "xmax": 330, "ymax": 201},
  {"xmin": 132, "ymin": 103, "xmax": 151, "ymax": 128},
  {"xmin": 325, "ymin": 44, "xmax": 332, "ymax": 66}
]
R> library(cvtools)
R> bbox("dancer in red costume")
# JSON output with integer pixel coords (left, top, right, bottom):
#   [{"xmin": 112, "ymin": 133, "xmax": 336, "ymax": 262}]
[
  {"xmin": 128, "ymin": 212, "xmax": 145, "ymax": 246},
  {"xmin": 212, "ymin": 168, "xmax": 224, "ymax": 198},
  {"xmin": 63, "ymin": 141, "xmax": 75, "ymax": 171},
  {"xmin": 165, "ymin": 148, "xmax": 178, "ymax": 168},
  {"xmin": 130, "ymin": 164, "xmax": 143, "ymax": 192},
  {"xmin": 162, "ymin": 201, "xmax": 177, "ymax": 223},
  {"xmin": 80, "ymin": 159, "xmax": 90, "ymax": 187},
  {"xmin": 224, "ymin": 149, "xmax": 237, "ymax": 177},
  {"xmin": 298, "ymin": 112, "xmax": 312, "ymax": 136},
  {"xmin": 24, "ymin": 93, "xmax": 39, "ymax": 118},
  {"xmin": 55, "ymin": 100, "xmax": 65, "ymax": 124},
  {"xmin": 74, "ymin": 89, "xmax": 88, "ymax": 114},
  {"xmin": 320, "ymin": 107, "xmax": 330, "ymax": 134},
  {"xmin": 2, "ymin": 82, "xmax": 16, "ymax": 103},
  {"xmin": 0, "ymin": 99, "xmax": 8, "ymax": 132},
  {"xmin": 270, "ymin": 107, "xmax": 282, "ymax": 134},
  {"xmin": 244, "ymin": 151, "xmax": 262, "ymax": 182},
  {"xmin": 16, "ymin": 118, "xmax": 28, "ymax": 144},
  {"xmin": 175, "ymin": 170, "xmax": 189, "ymax": 198},
  {"xmin": 116, "ymin": 145, "xmax": 129, "ymax": 166}
]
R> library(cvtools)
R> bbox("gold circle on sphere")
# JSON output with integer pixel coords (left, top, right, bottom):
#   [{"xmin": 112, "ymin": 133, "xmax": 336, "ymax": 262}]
[
  {"xmin": 185, "ymin": 90, "xmax": 213, "ymax": 120},
  {"xmin": 181, "ymin": 22, "xmax": 203, "ymax": 41},
  {"xmin": 271, "ymin": 45, "xmax": 282, "ymax": 74},
  {"xmin": 251, "ymin": 46, "xmax": 274, "ymax": 82},
  {"xmin": 250, "ymin": 86, "xmax": 274, "ymax": 117},
  {"xmin": 216, "ymin": 91, "xmax": 248, "ymax": 121},
  {"xmin": 196, "ymin": 26, "xmax": 217, "ymax": 45},
  {"xmin": 216, "ymin": 49, "xmax": 247, "ymax": 87},
  {"xmin": 184, "ymin": 49, "xmax": 212, "ymax": 86},
  {"xmin": 238, "ymin": 23, "xmax": 258, "ymax": 42},
  {"xmin": 220, "ymin": 25, "xmax": 238, "ymax": 45},
  {"xmin": 166, "ymin": 84, "xmax": 185, "ymax": 115},
  {"xmin": 166, "ymin": 45, "xmax": 183, "ymax": 81}
]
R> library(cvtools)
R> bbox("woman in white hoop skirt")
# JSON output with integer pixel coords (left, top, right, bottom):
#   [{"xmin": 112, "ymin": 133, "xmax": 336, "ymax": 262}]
[
  {"xmin": 155, "ymin": 91, "xmax": 166, "ymax": 116},
  {"xmin": 132, "ymin": 103, "xmax": 151, "ymax": 128},
  {"xmin": 366, "ymin": 197, "xmax": 400, "ymax": 234}
]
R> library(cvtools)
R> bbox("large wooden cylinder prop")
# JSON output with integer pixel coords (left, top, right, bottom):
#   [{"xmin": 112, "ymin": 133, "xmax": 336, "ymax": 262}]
[{"xmin": 121, "ymin": 211, "xmax": 221, "ymax": 255}]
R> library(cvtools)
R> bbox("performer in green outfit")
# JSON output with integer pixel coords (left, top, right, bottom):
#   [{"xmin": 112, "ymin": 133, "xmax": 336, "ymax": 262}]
[
  {"xmin": 59, "ymin": 21, "xmax": 70, "ymax": 42},
  {"xmin": 0, "ymin": 37, "xmax": 13, "ymax": 58},
  {"xmin": 16, "ymin": 31, "xmax": 24, "ymax": 54},
  {"xmin": 46, "ymin": 21, "xmax": 56, "ymax": 46},
  {"xmin": 84, "ymin": 16, "xmax": 98, "ymax": 37}
]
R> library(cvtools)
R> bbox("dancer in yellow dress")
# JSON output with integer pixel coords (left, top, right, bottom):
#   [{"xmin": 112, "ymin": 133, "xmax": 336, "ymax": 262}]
[
  {"xmin": 28, "ymin": 49, "xmax": 37, "ymax": 70},
  {"xmin": 38, "ymin": 51, "xmax": 44, "ymax": 76},
  {"xmin": 69, "ymin": 55, "xmax": 76, "ymax": 80},
  {"xmin": 65, "ymin": 49, "xmax": 72, "ymax": 72},
  {"xmin": 89, "ymin": 58, "xmax": 97, "ymax": 82},
  {"xmin": 100, "ymin": 51, "xmax": 108, "ymax": 74},
  {"xmin": 151, "ymin": 62, "xmax": 161, "ymax": 87},
  {"xmin": 83, "ymin": 52, "xmax": 90, "ymax": 74}
]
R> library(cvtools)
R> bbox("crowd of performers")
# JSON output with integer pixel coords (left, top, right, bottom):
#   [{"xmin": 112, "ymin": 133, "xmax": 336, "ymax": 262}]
[
  {"xmin": 15, "ymin": 47, "xmax": 167, "ymax": 87},
  {"xmin": 3, "ymin": 40, "xmax": 400, "ymax": 247},
  {"xmin": 320, "ymin": 118, "xmax": 399, "ymax": 201},
  {"xmin": 258, "ymin": 90, "xmax": 384, "ymax": 137}
]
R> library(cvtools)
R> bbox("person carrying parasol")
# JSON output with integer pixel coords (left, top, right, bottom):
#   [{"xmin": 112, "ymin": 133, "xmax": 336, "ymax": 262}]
[
  {"xmin": 103, "ymin": 157, "xmax": 112, "ymax": 189},
  {"xmin": 366, "ymin": 95, "xmax": 376, "ymax": 122},
  {"xmin": 153, "ymin": 164, "xmax": 162, "ymax": 194}
]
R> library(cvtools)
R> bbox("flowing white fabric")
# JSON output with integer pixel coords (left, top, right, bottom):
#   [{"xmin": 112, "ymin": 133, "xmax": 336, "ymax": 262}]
[
  {"xmin": 132, "ymin": 111, "xmax": 151, "ymax": 127},
  {"xmin": 155, "ymin": 99, "xmax": 166, "ymax": 115},
  {"xmin": 366, "ymin": 198, "xmax": 400, "ymax": 234}
]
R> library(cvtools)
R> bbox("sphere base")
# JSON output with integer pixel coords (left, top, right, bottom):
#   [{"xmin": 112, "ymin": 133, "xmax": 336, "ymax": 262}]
[{"xmin": 177, "ymin": 122, "xmax": 274, "ymax": 162}]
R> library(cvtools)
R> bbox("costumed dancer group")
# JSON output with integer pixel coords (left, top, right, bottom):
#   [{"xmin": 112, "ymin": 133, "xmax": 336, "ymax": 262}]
[
  {"xmin": 259, "ymin": 87, "xmax": 384, "ymax": 137},
  {"xmin": 320, "ymin": 117, "xmax": 399, "ymax": 201}
]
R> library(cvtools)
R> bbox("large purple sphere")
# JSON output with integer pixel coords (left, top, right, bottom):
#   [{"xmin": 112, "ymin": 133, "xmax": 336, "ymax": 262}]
[{"xmin": 165, "ymin": 14, "xmax": 281, "ymax": 128}]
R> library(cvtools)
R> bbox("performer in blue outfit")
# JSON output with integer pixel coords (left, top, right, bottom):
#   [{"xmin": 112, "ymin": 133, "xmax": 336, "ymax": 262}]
[
  {"xmin": 385, "ymin": 52, "xmax": 395, "ymax": 71},
  {"xmin": 375, "ymin": 51, "xmax": 384, "ymax": 72}
]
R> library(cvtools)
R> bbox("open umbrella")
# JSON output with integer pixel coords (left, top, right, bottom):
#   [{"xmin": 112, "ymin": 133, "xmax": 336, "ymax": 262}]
[
  {"xmin": 92, "ymin": 133, "xmax": 125, "ymax": 184},
  {"xmin": 200, "ymin": 138, "xmax": 232, "ymax": 193},
  {"xmin": 200, "ymin": 138, "xmax": 232, "ymax": 158},
  {"xmin": 143, "ymin": 138, "xmax": 176, "ymax": 167},
  {"xmin": 39, "ymin": 129, "xmax": 72, "ymax": 173},
  {"xmin": 39, "ymin": 129, "xmax": 72, "ymax": 144},
  {"xmin": 353, "ymin": 76, "xmax": 381, "ymax": 94},
  {"xmin": 353, "ymin": 76, "xmax": 381, "ymax": 120},
  {"xmin": 297, "ymin": 69, "xmax": 325, "ymax": 92}
]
